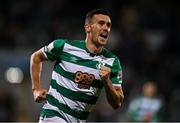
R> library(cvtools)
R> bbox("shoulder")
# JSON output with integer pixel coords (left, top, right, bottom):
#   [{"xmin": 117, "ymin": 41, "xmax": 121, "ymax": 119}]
[
  {"xmin": 102, "ymin": 48, "xmax": 119, "ymax": 59},
  {"xmin": 102, "ymin": 48, "xmax": 121, "ymax": 64},
  {"xmin": 52, "ymin": 39, "xmax": 84, "ymax": 48},
  {"xmin": 52, "ymin": 39, "xmax": 65, "ymax": 48},
  {"xmin": 63, "ymin": 39, "xmax": 86, "ymax": 50},
  {"xmin": 64, "ymin": 39, "xmax": 85, "ymax": 46}
]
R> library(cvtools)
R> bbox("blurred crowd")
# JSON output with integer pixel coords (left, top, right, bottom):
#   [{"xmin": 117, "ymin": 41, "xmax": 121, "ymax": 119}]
[{"xmin": 0, "ymin": 0, "xmax": 180, "ymax": 122}]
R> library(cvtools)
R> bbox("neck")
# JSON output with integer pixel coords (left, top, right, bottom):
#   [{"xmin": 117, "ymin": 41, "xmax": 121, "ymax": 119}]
[{"xmin": 85, "ymin": 37, "xmax": 103, "ymax": 54}]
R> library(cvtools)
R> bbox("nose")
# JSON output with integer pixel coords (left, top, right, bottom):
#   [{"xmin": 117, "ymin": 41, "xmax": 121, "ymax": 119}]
[
  {"xmin": 106, "ymin": 22, "xmax": 111, "ymax": 29},
  {"xmin": 102, "ymin": 24, "xmax": 110, "ymax": 32}
]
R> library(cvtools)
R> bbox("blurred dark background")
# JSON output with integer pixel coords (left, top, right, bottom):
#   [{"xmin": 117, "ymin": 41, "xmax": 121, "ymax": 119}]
[{"xmin": 0, "ymin": 0, "xmax": 180, "ymax": 122}]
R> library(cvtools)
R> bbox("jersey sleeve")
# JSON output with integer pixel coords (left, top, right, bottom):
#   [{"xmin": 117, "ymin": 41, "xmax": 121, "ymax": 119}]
[
  {"xmin": 42, "ymin": 39, "xmax": 65, "ymax": 61},
  {"xmin": 110, "ymin": 57, "xmax": 122, "ymax": 87}
]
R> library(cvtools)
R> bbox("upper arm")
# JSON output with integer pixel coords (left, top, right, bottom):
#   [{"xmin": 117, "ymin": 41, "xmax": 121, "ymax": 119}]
[
  {"xmin": 31, "ymin": 48, "xmax": 46, "ymax": 63},
  {"xmin": 110, "ymin": 57, "xmax": 122, "ymax": 87},
  {"xmin": 111, "ymin": 57, "xmax": 124, "ymax": 100},
  {"xmin": 42, "ymin": 39, "xmax": 65, "ymax": 61}
]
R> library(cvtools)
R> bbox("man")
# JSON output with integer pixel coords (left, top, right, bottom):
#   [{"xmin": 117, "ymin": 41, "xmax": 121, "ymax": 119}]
[
  {"xmin": 127, "ymin": 81, "xmax": 164, "ymax": 122},
  {"xmin": 30, "ymin": 9, "xmax": 124, "ymax": 122}
]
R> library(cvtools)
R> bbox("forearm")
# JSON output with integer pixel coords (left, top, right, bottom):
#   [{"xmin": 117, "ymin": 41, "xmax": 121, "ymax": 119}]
[
  {"xmin": 103, "ymin": 78, "xmax": 124, "ymax": 109},
  {"xmin": 30, "ymin": 51, "xmax": 44, "ymax": 90}
]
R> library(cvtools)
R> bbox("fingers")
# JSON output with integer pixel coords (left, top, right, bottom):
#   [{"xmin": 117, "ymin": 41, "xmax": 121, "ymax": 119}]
[
  {"xmin": 99, "ymin": 65, "xmax": 111, "ymax": 80},
  {"xmin": 35, "ymin": 96, "xmax": 46, "ymax": 103},
  {"xmin": 35, "ymin": 94, "xmax": 46, "ymax": 102},
  {"xmin": 99, "ymin": 70, "xmax": 109, "ymax": 80},
  {"xmin": 34, "ymin": 89, "xmax": 47, "ymax": 103},
  {"xmin": 99, "ymin": 65, "xmax": 111, "ymax": 72}
]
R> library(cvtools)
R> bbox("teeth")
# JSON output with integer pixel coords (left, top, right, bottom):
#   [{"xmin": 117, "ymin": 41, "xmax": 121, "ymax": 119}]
[{"xmin": 100, "ymin": 34, "xmax": 107, "ymax": 39}]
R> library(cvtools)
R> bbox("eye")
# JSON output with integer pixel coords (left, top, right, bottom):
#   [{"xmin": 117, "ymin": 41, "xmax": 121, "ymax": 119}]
[
  {"xmin": 98, "ymin": 21, "xmax": 105, "ymax": 26},
  {"xmin": 98, "ymin": 20, "xmax": 111, "ymax": 28},
  {"xmin": 107, "ymin": 22, "xmax": 111, "ymax": 28}
]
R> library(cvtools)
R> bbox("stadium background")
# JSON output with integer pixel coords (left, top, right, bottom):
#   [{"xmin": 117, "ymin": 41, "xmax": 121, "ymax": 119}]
[{"xmin": 0, "ymin": 0, "xmax": 179, "ymax": 121}]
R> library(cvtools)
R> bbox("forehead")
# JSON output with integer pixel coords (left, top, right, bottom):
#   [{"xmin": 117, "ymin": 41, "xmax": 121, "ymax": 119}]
[{"xmin": 92, "ymin": 14, "xmax": 111, "ymax": 23}]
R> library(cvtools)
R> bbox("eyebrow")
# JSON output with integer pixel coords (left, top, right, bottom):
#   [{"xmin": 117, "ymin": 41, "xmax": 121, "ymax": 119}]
[{"xmin": 98, "ymin": 20, "xmax": 111, "ymax": 26}]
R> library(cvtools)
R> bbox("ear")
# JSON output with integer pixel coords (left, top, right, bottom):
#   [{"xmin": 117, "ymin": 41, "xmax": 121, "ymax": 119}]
[{"xmin": 84, "ymin": 23, "xmax": 91, "ymax": 33}]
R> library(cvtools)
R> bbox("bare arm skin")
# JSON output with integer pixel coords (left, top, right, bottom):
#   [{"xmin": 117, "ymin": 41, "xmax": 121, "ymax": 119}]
[
  {"xmin": 99, "ymin": 66, "xmax": 124, "ymax": 109},
  {"xmin": 30, "ymin": 49, "xmax": 47, "ymax": 102}
]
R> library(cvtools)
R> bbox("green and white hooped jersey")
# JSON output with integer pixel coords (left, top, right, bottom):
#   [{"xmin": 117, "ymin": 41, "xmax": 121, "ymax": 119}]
[{"xmin": 40, "ymin": 39, "xmax": 122, "ymax": 122}]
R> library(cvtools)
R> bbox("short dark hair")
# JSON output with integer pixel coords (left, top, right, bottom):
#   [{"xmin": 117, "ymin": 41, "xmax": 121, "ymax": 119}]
[{"xmin": 85, "ymin": 9, "xmax": 111, "ymax": 24}]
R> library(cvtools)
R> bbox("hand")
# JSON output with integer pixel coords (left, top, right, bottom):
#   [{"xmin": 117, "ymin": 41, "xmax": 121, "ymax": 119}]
[
  {"xmin": 32, "ymin": 87, "xmax": 47, "ymax": 103},
  {"xmin": 99, "ymin": 65, "xmax": 111, "ymax": 82}
]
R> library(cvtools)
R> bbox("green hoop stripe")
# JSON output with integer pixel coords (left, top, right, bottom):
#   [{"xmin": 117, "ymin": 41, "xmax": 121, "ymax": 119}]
[
  {"xmin": 51, "ymin": 79, "xmax": 98, "ymax": 104},
  {"xmin": 46, "ymin": 94, "xmax": 90, "ymax": 120},
  {"xmin": 40, "ymin": 108, "xmax": 67, "ymax": 122},
  {"xmin": 54, "ymin": 65, "xmax": 104, "ymax": 88}
]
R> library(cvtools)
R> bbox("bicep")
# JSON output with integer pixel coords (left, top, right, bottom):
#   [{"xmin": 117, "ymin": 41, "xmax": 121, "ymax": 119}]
[{"xmin": 31, "ymin": 49, "xmax": 46, "ymax": 63}]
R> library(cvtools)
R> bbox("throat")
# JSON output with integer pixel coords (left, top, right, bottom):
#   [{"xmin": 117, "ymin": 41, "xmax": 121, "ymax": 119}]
[{"xmin": 86, "ymin": 42, "xmax": 103, "ymax": 54}]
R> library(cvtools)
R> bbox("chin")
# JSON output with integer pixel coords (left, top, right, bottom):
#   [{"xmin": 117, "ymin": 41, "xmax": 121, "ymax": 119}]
[{"xmin": 99, "ymin": 40, "xmax": 107, "ymax": 46}]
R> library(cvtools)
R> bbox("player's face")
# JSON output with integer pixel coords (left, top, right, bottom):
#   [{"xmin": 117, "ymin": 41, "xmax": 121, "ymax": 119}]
[
  {"xmin": 143, "ymin": 82, "xmax": 156, "ymax": 97},
  {"xmin": 89, "ymin": 14, "xmax": 111, "ymax": 47}
]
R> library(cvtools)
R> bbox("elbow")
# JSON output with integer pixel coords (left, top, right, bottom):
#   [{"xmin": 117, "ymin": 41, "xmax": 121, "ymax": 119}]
[
  {"xmin": 112, "ymin": 103, "xmax": 121, "ymax": 110},
  {"xmin": 112, "ymin": 95, "xmax": 124, "ymax": 110},
  {"xmin": 112, "ymin": 100, "xmax": 123, "ymax": 110},
  {"xmin": 110, "ymin": 101, "xmax": 122, "ymax": 110}
]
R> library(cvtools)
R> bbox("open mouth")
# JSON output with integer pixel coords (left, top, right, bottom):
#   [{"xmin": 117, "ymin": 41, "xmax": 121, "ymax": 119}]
[{"xmin": 99, "ymin": 33, "xmax": 108, "ymax": 39}]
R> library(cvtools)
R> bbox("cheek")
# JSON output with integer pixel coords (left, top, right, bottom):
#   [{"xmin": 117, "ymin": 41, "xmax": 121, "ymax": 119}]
[{"xmin": 91, "ymin": 29, "xmax": 98, "ymax": 37}]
